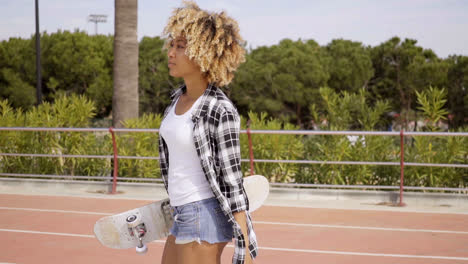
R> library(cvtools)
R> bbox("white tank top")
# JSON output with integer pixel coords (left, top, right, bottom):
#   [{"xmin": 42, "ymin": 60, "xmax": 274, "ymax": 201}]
[{"xmin": 159, "ymin": 96, "xmax": 214, "ymax": 206}]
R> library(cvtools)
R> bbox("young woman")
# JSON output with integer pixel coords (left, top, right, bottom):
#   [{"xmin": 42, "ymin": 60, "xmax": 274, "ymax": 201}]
[{"xmin": 158, "ymin": 2, "xmax": 258, "ymax": 264}]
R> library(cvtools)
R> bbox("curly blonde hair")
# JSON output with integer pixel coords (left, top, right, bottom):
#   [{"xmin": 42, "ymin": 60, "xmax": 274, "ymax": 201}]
[{"xmin": 163, "ymin": 1, "xmax": 245, "ymax": 87}]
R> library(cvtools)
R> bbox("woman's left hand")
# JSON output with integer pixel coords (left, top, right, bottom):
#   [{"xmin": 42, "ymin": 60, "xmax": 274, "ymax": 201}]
[{"xmin": 233, "ymin": 211, "xmax": 253, "ymax": 263}]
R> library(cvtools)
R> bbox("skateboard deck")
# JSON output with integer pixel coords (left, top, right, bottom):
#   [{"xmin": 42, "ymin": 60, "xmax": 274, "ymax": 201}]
[{"xmin": 94, "ymin": 175, "xmax": 269, "ymax": 252}]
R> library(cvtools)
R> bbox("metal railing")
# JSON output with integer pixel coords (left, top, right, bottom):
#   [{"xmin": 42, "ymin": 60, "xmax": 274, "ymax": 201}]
[{"xmin": 1, "ymin": 127, "xmax": 467, "ymax": 206}]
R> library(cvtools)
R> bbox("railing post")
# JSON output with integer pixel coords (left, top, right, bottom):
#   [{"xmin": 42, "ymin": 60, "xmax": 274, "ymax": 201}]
[
  {"xmin": 109, "ymin": 127, "xmax": 118, "ymax": 194},
  {"xmin": 399, "ymin": 129, "xmax": 406, "ymax": 206},
  {"xmin": 246, "ymin": 120, "xmax": 255, "ymax": 175}
]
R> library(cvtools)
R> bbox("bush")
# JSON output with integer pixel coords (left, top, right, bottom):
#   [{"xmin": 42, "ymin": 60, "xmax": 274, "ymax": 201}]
[
  {"xmin": 0, "ymin": 87, "xmax": 465, "ymax": 188},
  {"xmin": 405, "ymin": 87, "xmax": 467, "ymax": 188},
  {"xmin": 297, "ymin": 87, "xmax": 398, "ymax": 185},
  {"xmin": 297, "ymin": 86, "xmax": 467, "ymax": 188},
  {"xmin": 0, "ymin": 95, "xmax": 111, "ymax": 178},
  {"xmin": 298, "ymin": 134, "xmax": 400, "ymax": 186},
  {"xmin": 117, "ymin": 113, "xmax": 163, "ymax": 180},
  {"xmin": 240, "ymin": 112, "xmax": 304, "ymax": 182}
]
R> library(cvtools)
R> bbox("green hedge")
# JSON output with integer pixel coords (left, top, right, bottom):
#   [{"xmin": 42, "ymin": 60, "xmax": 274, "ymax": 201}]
[
  {"xmin": 0, "ymin": 95, "xmax": 110, "ymax": 178},
  {"xmin": 0, "ymin": 89, "xmax": 466, "ymax": 188}
]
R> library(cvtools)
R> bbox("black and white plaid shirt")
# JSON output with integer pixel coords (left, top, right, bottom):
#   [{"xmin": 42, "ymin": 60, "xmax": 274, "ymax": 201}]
[{"xmin": 158, "ymin": 84, "xmax": 258, "ymax": 264}]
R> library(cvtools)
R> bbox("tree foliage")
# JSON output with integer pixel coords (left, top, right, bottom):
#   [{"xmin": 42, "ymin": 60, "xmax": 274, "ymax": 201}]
[
  {"xmin": 231, "ymin": 39, "xmax": 329, "ymax": 126},
  {"xmin": 138, "ymin": 36, "xmax": 178, "ymax": 114},
  {"xmin": 325, "ymin": 39, "xmax": 374, "ymax": 94},
  {"xmin": 368, "ymin": 37, "xmax": 451, "ymax": 128},
  {"xmin": 0, "ymin": 37, "xmax": 37, "ymax": 108},
  {"xmin": 446, "ymin": 55, "xmax": 468, "ymax": 128},
  {"xmin": 0, "ymin": 31, "xmax": 113, "ymax": 116},
  {"xmin": 0, "ymin": 31, "xmax": 466, "ymax": 129}
]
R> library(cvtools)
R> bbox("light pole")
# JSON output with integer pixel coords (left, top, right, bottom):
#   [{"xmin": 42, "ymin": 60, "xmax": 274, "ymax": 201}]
[
  {"xmin": 88, "ymin": 14, "xmax": 108, "ymax": 35},
  {"xmin": 35, "ymin": 0, "xmax": 42, "ymax": 105}
]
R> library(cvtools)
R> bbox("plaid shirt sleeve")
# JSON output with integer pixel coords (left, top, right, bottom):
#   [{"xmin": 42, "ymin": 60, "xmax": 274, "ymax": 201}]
[
  {"xmin": 158, "ymin": 136, "xmax": 169, "ymax": 190},
  {"xmin": 215, "ymin": 107, "xmax": 249, "ymax": 213},
  {"xmin": 215, "ymin": 106, "xmax": 255, "ymax": 264}
]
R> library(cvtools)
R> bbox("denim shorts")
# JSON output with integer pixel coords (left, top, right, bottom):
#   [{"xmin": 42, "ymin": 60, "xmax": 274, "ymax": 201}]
[{"xmin": 169, "ymin": 197, "xmax": 233, "ymax": 244}]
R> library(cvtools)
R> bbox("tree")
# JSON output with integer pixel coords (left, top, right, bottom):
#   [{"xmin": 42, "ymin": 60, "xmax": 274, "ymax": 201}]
[
  {"xmin": 0, "ymin": 68, "xmax": 36, "ymax": 108},
  {"xmin": 231, "ymin": 39, "xmax": 330, "ymax": 127},
  {"xmin": 113, "ymin": 0, "xmax": 139, "ymax": 128},
  {"xmin": 0, "ymin": 32, "xmax": 114, "ymax": 116},
  {"xmin": 138, "ymin": 36, "xmax": 177, "ymax": 114},
  {"xmin": 369, "ymin": 37, "xmax": 448, "ymax": 130},
  {"xmin": 325, "ymin": 39, "xmax": 374, "ymax": 94},
  {"xmin": 40, "ymin": 31, "xmax": 114, "ymax": 116},
  {"xmin": 446, "ymin": 55, "xmax": 468, "ymax": 128},
  {"xmin": 0, "ymin": 37, "xmax": 36, "ymax": 108}
]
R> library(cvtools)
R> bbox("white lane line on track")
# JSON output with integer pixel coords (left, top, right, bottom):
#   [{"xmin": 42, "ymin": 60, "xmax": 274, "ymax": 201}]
[
  {"xmin": 0, "ymin": 207, "xmax": 112, "ymax": 216},
  {"xmin": 266, "ymin": 203, "xmax": 468, "ymax": 215},
  {"xmin": 254, "ymin": 221, "xmax": 468, "ymax": 235},
  {"xmin": 1, "ymin": 207, "xmax": 467, "ymax": 235},
  {"xmin": 1, "ymin": 228, "xmax": 468, "ymax": 261},
  {"xmin": 0, "ymin": 228, "xmax": 95, "ymax": 238},
  {"xmin": 256, "ymin": 246, "xmax": 468, "ymax": 261},
  {"xmin": 0, "ymin": 228, "xmax": 166, "ymax": 242}
]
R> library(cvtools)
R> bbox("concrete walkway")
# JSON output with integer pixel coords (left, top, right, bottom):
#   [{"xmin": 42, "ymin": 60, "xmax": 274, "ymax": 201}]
[{"xmin": 1, "ymin": 178, "xmax": 467, "ymax": 214}]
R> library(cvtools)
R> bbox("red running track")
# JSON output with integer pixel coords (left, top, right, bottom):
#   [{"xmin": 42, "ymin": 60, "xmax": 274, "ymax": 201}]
[{"xmin": 0, "ymin": 193, "xmax": 467, "ymax": 264}]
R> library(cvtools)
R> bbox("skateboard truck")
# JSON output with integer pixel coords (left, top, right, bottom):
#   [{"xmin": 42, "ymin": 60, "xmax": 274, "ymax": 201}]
[
  {"xmin": 126, "ymin": 214, "xmax": 148, "ymax": 254},
  {"xmin": 161, "ymin": 200, "xmax": 174, "ymax": 223}
]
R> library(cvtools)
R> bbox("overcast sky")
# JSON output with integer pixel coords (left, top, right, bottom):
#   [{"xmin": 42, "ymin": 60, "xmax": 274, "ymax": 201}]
[{"xmin": 1, "ymin": 0, "xmax": 467, "ymax": 58}]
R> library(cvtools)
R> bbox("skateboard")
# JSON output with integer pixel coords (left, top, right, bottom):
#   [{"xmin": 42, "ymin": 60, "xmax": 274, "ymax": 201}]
[{"xmin": 93, "ymin": 175, "xmax": 269, "ymax": 253}]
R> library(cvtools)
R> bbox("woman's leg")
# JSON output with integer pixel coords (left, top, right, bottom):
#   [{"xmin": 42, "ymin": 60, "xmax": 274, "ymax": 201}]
[
  {"xmin": 161, "ymin": 235, "xmax": 177, "ymax": 264},
  {"xmin": 176, "ymin": 241, "xmax": 228, "ymax": 264}
]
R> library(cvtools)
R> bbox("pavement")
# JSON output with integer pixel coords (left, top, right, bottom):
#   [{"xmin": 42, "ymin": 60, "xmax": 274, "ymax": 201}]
[{"xmin": 1, "ymin": 178, "xmax": 467, "ymax": 214}]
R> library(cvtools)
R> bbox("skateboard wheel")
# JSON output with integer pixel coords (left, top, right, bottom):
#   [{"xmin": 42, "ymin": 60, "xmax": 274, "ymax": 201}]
[
  {"xmin": 126, "ymin": 214, "xmax": 142, "ymax": 228},
  {"xmin": 126, "ymin": 215, "xmax": 137, "ymax": 222},
  {"xmin": 136, "ymin": 244, "xmax": 148, "ymax": 254}
]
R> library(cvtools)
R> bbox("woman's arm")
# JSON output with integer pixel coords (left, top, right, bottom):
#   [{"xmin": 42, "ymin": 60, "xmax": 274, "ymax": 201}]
[
  {"xmin": 215, "ymin": 106, "xmax": 254, "ymax": 263},
  {"xmin": 233, "ymin": 211, "xmax": 252, "ymax": 264},
  {"xmin": 215, "ymin": 107, "xmax": 248, "ymax": 213}
]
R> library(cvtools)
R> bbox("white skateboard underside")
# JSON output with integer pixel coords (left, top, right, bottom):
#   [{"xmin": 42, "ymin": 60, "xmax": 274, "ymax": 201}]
[
  {"xmin": 94, "ymin": 175, "xmax": 269, "ymax": 249},
  {"xmin": 243, "ymin": 175, "xmax": 269, "ymax": 212},
  {"xmin": 94, "ymin": 199, "xmax": 172, "ymax": 249}
]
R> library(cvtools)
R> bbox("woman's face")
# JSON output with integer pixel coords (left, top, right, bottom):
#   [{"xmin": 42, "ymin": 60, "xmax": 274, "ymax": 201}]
[{"xmin": 167, "ymin": 37, "xmax": 201, "ymax": 79}]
